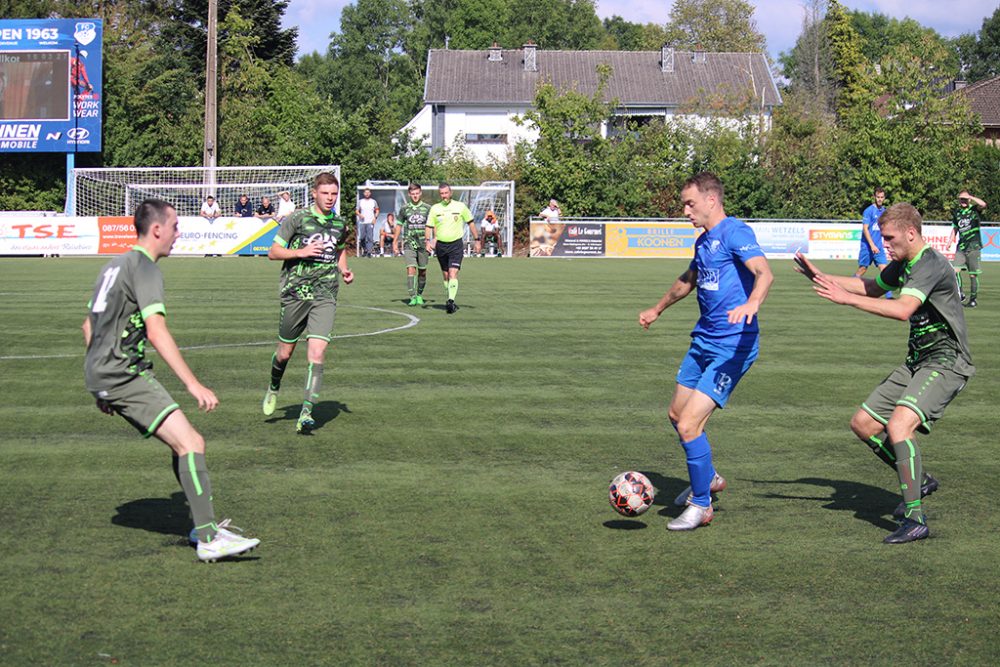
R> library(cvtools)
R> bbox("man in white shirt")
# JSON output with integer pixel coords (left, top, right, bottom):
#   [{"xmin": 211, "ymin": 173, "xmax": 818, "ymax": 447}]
[
  {"xmin": 355, "ymin": 188, "xmax": 379, "ymax": 258},
  {"xmin": 276, "ymin": 191, "xmax": 296, "ymax": 222},
  {"xmin": 200, "ymin": 196, "xmax": 221, "ymax": 221},
  {"xmin": 539, "ymin": 199, "xmax": 561, "ymax": 222}
]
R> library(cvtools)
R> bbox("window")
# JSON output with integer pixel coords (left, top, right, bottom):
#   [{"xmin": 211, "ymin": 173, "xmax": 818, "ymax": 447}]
[{"xmin": 465, "ymin": 133, "xmax": 507, "ymax": 144}]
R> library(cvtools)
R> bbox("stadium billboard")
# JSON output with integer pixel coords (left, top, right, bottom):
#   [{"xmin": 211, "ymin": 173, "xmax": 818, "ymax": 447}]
[{"xmin": 0, "ymin": 18, "xmax": 102, "ymax": 152}]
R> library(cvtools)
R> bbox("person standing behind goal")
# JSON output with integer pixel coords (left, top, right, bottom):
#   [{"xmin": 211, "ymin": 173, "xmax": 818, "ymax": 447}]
[
  {"xmin": 426, "ymin": 183, "xmax": 481, "ymax": 314},
  {"xmin": 82, "ymin": 199, "xmax": 260, "ymax": 562},
  {"xmin": 262, "ymin": 172, "xmax": 354, "ymax": 434}
]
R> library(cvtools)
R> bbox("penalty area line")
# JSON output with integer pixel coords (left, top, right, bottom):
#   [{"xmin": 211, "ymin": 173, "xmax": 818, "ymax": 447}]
[{"xmin": 0, "ymin": 305, "xmax": 420, "ymax": 361}]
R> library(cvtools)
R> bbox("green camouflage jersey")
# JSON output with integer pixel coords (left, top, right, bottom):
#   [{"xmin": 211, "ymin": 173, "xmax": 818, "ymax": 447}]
[
  {"xmin": 876, "ymin": 245, "xmax": 975, "ymax": 377},
  {"xmin": 274, "ymin": 206, "xmax": 350, "ymax": 302},
  {"xmin": 85, "ymin": 246, "xmax": 166, "ymax": 392},
  {"xmin": 396, "ymin": 200, "xmax": 431, "ymax": 250},
  {"xmin": 951, "ymin": 205, "xmax": 983, "ymax": 251}
]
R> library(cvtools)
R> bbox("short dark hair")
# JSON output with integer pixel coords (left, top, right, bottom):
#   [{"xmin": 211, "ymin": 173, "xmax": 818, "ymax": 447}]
[
  {"xmin": 438, "ymin": 183, "xmax": 451, "ymax": 190},
  {"xmin": 683, "ymin": 171, "xmax": 724, "ymax": 203},
  {"xmin": 134, "ymin": 199, "xmax": 175, "ymax": 236},
  {"xmin": 314, "ymin": 172, "xmax": 340, "ymax": 189},
  {"xmin": 408, "ymin": 182, "xmax": 422, "ymax": 192},
  {"xmin": 874, "ymin": 186, "xmax": 886, "ymax": 196},
  {"xmin": 879, "ymin": 202, "xmax": 922, "ymax": 234}
]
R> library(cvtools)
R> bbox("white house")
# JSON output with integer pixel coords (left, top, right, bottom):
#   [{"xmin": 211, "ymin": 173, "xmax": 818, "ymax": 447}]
[{"xmin": 402, "ymin": 44, "xmax": 783, "ymax": 162}]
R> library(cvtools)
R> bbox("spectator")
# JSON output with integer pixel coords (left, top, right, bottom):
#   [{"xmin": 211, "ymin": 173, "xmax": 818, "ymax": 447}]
[
  {"xmin": 355, "ymin": 188, "xmax": 379, "ymax": 257},
  {"xmin": 379, "ymin": 213, "xmax": 397, "ymax": 257},
  {"xmin": 276, "ymin": 191, "xmax": 296, "ymax": 222},
  {"xmin": 200, "ymin": 195, "xmax": 221, "ymax": 221},
  {"xmin": 539, "ymin": 198, "xmax": 561, "ymax": 222},
  {"xmin": 255, "ymin": 196, "xmax": 276, "ymax": 221},
  {"xmin": 235, "ymin": 194, "xmax": 254, "ymax": 218},
  {"xmin": 480, "ymin": 210, "xmax": 503, "ymax": 257}
]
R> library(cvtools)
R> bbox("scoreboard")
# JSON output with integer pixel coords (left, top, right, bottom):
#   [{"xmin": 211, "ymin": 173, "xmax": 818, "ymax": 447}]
[{"xmin": 0, "ymin": 18, "xmax": 102, "ymax": 152}]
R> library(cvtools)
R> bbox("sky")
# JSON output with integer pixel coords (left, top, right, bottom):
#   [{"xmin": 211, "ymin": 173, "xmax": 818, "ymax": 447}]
[{"xmin": 282, "ymin": 0, "xmax": 996, "ymax": 62}]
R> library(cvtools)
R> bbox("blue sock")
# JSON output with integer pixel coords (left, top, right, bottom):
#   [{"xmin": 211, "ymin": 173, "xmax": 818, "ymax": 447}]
[{"xmin": 681, "ymin": 433, "xmax": 715, "ymax": 507}]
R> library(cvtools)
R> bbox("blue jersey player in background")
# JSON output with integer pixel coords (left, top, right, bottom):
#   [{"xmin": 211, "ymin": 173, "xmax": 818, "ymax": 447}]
[
  {"xmin": 639, "ymin": 172, "xmax": 773, "ymax": 531},
  {"xmin": 856, "ymin": 187, "xmax": 891, "ymax": 298}
]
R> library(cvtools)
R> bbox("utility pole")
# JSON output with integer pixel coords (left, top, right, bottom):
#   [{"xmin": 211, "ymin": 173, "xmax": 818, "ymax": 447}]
[{"xmin": 203, "ymin": 0, "xmax": 218, "ymax": 171}]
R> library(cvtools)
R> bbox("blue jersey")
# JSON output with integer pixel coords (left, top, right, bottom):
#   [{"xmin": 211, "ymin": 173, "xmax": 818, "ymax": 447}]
[
  {"xmin": 688, "ymin": 216, "xmax": 765, "ymax": 339},
  {"xmin": 862, "ymin": 204, "xmax": 885, "ymax": 249}
]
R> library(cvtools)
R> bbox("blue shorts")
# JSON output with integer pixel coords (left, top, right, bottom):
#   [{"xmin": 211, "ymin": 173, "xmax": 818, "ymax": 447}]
[
  {"xmin": 676, "ymin": 335, "xmax": 759, "ymax": 408},
  {"xmin": 859, "ymin": 243, "xmax": 888, "ymax": 267}
]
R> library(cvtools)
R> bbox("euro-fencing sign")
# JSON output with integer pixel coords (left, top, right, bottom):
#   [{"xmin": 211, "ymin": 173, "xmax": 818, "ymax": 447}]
[{"xmin": 0, "ymin": 18, "xmax": 103, "ymax": 152}]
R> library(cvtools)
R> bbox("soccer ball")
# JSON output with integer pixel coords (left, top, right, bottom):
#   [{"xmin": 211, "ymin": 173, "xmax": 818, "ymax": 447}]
[{"xmin": 608, "ymin": 471, "xmax": 655, "ymax": 517}]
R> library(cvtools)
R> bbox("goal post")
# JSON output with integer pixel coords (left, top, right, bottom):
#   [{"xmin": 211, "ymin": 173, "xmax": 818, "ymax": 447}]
[
  {"xmin": 354, "ymin": 180, "xmax": 515, "ymax": 257},
  {"xmin": 70, "ymin": 165, "xmax": 341, "ymax": 217}
]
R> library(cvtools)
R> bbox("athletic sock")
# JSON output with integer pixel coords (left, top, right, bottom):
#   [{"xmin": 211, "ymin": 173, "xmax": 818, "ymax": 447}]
[
  {"xmin": 970, "ymin": 273, "xmax": 980, "ymax": 300},
  {"xmin": 171, "ymin": 453, "xmax": 182, "ymax": 486},
  {"xmin": 448, "ymin": 278, "xmax": 458, "ymax": 301},
  {"xmin": 304, "ymin": 362, "xmax": 324, "ymax": 405},
  {"xmin": 417, "ymin": 273, "xmax": 426, "ymax": 295},
  {"xmin": 270, "ymin": 353, "xmax": 289, "ymax": 391},
  {"xmin": 865, "ymin": 431, "xmax": 897, "ymax": 469},
  {"xmin": 177, "ymin": 452, "xmax": 216, "ymax": 542},
  {"xmin": 407, "ymin": 274, "xmax": 416, "ymax": 297},
  {"xmin": 891, "ymin": 438, "xmax": 925, "ymax": 523},
  {"xmin": 680, "ymin": 433, "xmax": 714, "ymax": 507}
]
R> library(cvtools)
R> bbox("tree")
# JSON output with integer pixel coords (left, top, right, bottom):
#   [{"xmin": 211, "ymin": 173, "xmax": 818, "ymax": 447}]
[
  {"xmin": 778, "ymin": 0, "xmax": 835, "ymax": 112},
  {"xmin": 663, "ymin": 0, "xmax": 767, "ymax": 53},
  {"xmin": 955, "ymin": 7, "xmax": 1000, "ymax": 82},
  {"xmin": 824, "ymin": 0, "xmax": 870, "ymax": 117}
]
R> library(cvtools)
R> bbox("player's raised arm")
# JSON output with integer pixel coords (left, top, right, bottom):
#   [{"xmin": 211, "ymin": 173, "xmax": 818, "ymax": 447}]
[
  {"xmin": 639, "ymin": 268, "xmax": 697, "ymax": 329},
  {"xmin": 795, "ymin": 251, "xmax": 880, "ymax": 296}
]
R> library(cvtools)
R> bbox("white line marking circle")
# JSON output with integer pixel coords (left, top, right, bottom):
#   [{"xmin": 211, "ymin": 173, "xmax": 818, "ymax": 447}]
[{"xmin": 0, "ymin": 305, "xmax": 420, "ymax": 361}]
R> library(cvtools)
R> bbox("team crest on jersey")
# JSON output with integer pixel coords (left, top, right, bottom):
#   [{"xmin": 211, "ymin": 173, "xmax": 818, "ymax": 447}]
[
  {"xmin": 698, "ymin": 267, "xmax": 720, "ymax": 291},
  {"xmin": 705, "ymin": 239, "xmax": 722, "ymax": 254},
  {"xmin": 305, "ymin": 231, "xmax": 340, "ymax": 263}
]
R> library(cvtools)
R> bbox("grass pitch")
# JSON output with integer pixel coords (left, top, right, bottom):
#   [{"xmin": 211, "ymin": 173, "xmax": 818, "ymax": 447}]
[{"xmin": 1, "ymin": 256, "xmax": 998, "ymax": 665}]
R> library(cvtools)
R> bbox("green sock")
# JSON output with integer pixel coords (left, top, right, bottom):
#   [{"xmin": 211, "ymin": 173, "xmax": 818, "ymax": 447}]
[
  {"xmin": 970, "ymin": 273, "xmax": 980, "ymax": 299},
  {"xmin": 304, "ymin": 362, "xmax": 323, "ymax": 405},
  {"xmin": 177, "ymin": 452, "xmax": 216, "ymax": 542},
  {"xmin": 407, "ymin": 274, "xmax": 416, "ymax": 297},
  {"xmin": 417, "ymin": 273, "xmax": 426, "ymax": 295},
  {"xmin": 448, "ymin": 278, "xmax": 458, "ymax": 301},
  {"xmin": 891, "ymin": 438, "xmax": 925, "ymax": 523},
  {"xmin": 270, "ymin": 353, "xmax": 289, "ymax": 391},
  {"xmin": 865, "ymin": 431, "xmax": 897, "ymax": 469}
]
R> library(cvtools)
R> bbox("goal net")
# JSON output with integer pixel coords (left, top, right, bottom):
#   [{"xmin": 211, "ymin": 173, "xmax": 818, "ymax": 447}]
[
  {"xmin": 70, "ymin": 165, "xmax": 341, "ymax": 217},
  {"xmin": 354, "ymin": 180, "xmax": 515, "ymax": 257}
]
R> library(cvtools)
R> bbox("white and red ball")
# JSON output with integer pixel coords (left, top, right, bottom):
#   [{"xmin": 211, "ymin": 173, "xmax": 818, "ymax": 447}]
[{"xmin": 608, "ymin": 471, "xmax": 655, "ymax": 517}]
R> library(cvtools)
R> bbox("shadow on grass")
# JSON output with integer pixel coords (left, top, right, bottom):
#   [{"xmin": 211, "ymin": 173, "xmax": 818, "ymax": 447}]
[
  {"xmin": 265, "ymin": 400, "xmax": 350, "ymax": 433},
  {"xmin": 757, "ymin": 477, "xmax": 898, "ymax": 530},
  {"xmin": 112, "ymin": 491, "xmax": 190, "ymax": 539}
]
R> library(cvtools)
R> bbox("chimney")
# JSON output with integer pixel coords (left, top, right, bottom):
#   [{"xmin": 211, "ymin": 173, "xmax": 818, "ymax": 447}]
[
  {"xmin": 661, "ymin": 45, "xmax": 674, "ymax": 73},
  {"xmin": 692, "ymin": 44, "xmax": 706, "ymax": 64},
  {"xmin": 523, "ymin": 41, "xmax": 537, "ymax": 72},
  {"xmin": 488, "ymin": 41, "xmax": 502, "ymax": 62}
]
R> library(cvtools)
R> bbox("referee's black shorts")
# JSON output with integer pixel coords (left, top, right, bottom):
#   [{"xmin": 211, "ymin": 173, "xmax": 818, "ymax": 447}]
[{"xmin": 435, "ymin": 238, "xmax": 464, "ymax": 271}]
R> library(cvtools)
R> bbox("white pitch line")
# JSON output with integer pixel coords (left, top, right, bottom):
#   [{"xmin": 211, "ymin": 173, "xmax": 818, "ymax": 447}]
[{"xmin": 0, "ymin": 305, "xmax": 420, "ymax": 361}]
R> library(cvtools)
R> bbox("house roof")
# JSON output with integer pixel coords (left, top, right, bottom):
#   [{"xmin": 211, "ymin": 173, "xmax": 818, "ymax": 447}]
[
  {"xmin": 955, "ymin": 75, "xmax": 1000, "ymax": 128},
  {"xmin": 423, "ymin": 48, "xmax": 782, "ymax": 109}
]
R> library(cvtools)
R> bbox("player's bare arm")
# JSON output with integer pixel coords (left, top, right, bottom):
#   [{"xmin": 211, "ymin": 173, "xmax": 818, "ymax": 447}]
[
  {"xmin": 727, "ymin": 255, "xmax": 773, "ymax": 325},
  {"xmin": 639, "ymin": 268, "xmax": 697, "ymax": 329},
  {"xmin": 338, "ymin": 252, "xmax": 354, "ymax": 285},
  {"xmin": 81, "ymin": 316, "xmax": 92, "ymax": 347},
  {"xmin": 145, "ymin": 314, "xmax": 219, "ymax": 412},
  {"xmin": 469, "ymin": 221, "xmax": 482, "ymax": 254},
  {"xmin": 425, "ymin": 228, "xmax": 435, "ymax": 253},
  {"xmin": 862, "ymin": 224, "xmax": 878, "ymax": 252},
  {"xmin": 811, "ymin": 275, "xmax": 920, "ymax": 321},
  {"xmin": 267, "ymin": 239, "xmax": 323, "ymax": 261},
  {"xmin": 794, "ymin": 252, "xmax": 880, "ymax": 296}
]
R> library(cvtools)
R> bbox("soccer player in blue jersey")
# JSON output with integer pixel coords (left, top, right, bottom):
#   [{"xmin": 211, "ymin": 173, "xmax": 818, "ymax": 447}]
[
  {"xmin": 856, "ymin": 187, "xmax": 892, "ymax": 298},
  {"xmin": 639, "ymin": 172, "xmax": 773, "ymax": 531}
]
